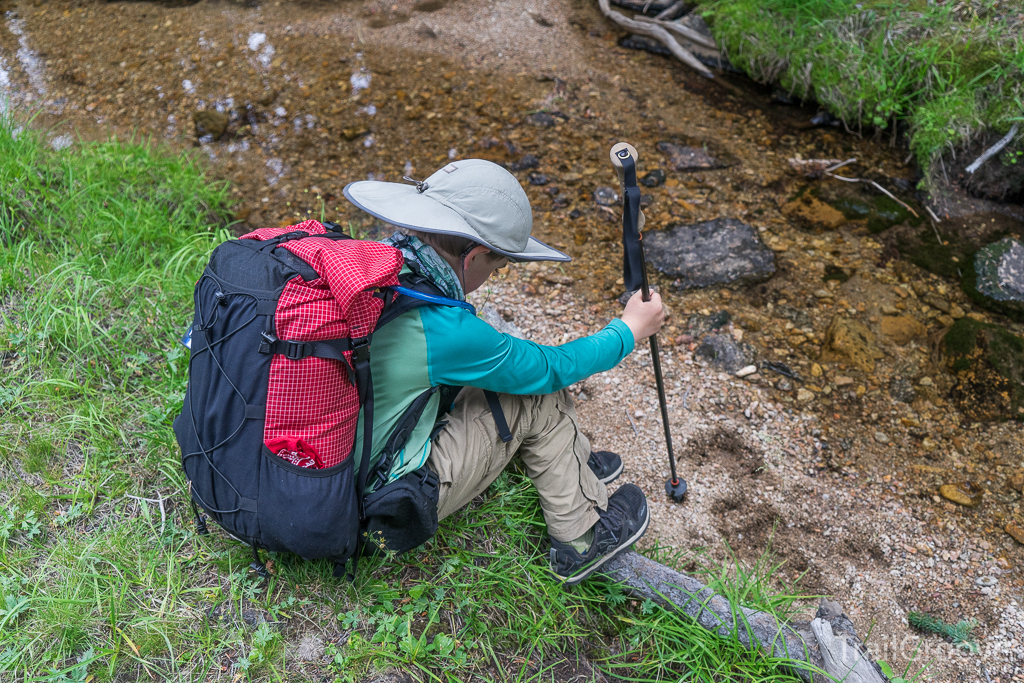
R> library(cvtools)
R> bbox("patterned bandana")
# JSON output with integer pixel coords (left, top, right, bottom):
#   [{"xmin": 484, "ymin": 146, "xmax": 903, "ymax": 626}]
[{"xmin": 381, "ymin": 232, "xmax": 466, "ymax": 301}]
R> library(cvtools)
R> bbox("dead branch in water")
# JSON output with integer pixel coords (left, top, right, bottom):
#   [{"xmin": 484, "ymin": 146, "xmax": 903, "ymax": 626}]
[{"xmin": 596, "ymin": 0, "xmax": 714, "ymax": 78}]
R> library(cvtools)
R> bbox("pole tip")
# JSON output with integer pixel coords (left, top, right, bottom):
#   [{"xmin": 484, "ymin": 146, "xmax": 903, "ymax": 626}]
[{"xmin": 665, "ymin": 477, "xmax": 688, "ymax": 503}]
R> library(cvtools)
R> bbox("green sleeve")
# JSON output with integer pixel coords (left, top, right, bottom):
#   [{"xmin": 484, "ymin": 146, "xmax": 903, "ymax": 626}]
[{"xmin": 421, "ymin": 306, "xmax": 635, "ymax": 394}]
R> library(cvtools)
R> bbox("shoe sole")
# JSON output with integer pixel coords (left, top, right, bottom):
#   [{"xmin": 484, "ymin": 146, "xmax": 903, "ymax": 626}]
[
  {"xmin": 596, "ymin": 459, "xmax": 624, "ymax": 485},
  {"xmin": 560, "ymin": 505, "xmax": 651, "ymax": 586}
]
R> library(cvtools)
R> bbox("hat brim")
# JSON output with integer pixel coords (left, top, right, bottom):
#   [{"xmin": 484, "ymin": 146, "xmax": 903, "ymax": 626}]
[{"xmin": 344, "ymin": 181, "xmax": 571, "ymax": 263}]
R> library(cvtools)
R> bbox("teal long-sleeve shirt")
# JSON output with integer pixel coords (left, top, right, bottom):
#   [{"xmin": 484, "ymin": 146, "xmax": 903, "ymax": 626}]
[{"xmin": 352, "ymin": 302, "xmax": 635, "ymax": 485}]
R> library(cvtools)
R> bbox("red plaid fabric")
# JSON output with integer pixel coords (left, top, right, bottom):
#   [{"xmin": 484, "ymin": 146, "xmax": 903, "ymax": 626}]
[{"xmin": 240, "ymin": 220, "xmax": 403, "ymax": 468}]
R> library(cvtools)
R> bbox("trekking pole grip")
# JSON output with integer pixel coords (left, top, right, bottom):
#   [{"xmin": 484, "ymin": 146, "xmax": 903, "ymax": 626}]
[{"xmin": 609, "ymin": 142, "xmax": 651, "ymax": 302}]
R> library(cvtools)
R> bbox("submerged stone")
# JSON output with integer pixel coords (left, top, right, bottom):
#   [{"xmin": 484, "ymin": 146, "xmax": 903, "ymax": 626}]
[
  {"xmin": 641, "ymin": 169, "xmax": 666, "ymax": 187},
  {"xmin": 943, "ymin": 318, "xmax": 1024, "ymax": 421},
  {"xmin": 644, "ymin": 219, "xmax": 776, "ymax": 289},
  {"xmin": 193, "ymin": 110, "xmax": 229, "ymax": 141},
  {"xmin": 657, "ymin": 142, "xmax": 729, "ymax": 171},
  {"xmin": 819, "ymin": 316, "xmax": 884, "ymax": 372}
]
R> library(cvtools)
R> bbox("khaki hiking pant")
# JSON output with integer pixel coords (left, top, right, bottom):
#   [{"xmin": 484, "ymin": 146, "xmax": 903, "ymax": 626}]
[{"xmin": 427, "ymin": 387, "xmax": 609, "ymax": 543}]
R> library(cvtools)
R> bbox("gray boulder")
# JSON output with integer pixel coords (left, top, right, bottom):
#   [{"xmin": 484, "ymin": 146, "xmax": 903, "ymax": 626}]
[
  {"xmin": 644, "ymin": 218, "xmax": 776, "ymax": 289},
  {"xmin": 975, "ymin": 237, "xmax": 1024, "ymax": 303}
]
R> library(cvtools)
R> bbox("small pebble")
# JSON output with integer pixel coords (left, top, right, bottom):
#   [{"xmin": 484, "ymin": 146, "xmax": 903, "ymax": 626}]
[{"xmin": 735, "ymin": 365, "xmax": 757, "ymax": 378}]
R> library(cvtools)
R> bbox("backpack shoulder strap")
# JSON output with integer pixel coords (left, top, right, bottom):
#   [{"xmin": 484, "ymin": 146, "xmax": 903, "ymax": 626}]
[{"xmin": 375, "ymin": 272, "xmax": 475, "ymax": 330}]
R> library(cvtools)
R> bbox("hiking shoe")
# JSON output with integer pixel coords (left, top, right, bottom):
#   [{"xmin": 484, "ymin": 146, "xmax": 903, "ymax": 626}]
[
  {"xmin": 588, "ymin": 450, "xmax": 623, "ymax": 485},
  {"xmin": 549, "ymin": 483, "xmax": 650, "ymax": 586}
]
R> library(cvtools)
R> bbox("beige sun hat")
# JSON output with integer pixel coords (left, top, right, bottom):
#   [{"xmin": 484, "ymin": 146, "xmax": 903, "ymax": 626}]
[{"xmin": 343, "ymin": 159, "xmax": 570, "ymax": 262}]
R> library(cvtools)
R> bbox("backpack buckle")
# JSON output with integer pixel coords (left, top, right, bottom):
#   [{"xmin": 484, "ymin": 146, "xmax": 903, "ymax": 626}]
[
  {"xmin": 284, "ymin": 341, "xmax": 312, "ymax": 361},
  {"xmin": 350, "ymin": 337, "xmax": 370, "ymax": 363},
  {"xmin": 259, "ymin": 331, "xmax": 278, "ymax": 354}
]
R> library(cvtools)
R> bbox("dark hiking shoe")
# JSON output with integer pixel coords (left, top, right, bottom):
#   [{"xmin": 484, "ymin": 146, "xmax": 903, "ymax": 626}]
[
  {"xmin": 549, "ymin": 483, "xmax": 650, "ymax": 586},
  {"xmin": 588, "ymin": 450, "xmax": 623, "ymax": 485}
]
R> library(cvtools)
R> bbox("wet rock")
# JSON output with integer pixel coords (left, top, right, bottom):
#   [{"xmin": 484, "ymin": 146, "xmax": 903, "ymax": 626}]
[
  {"xmin": 416, "ymin": 23, "xmax": 437, "ymax": 39},
  {"xmin": 257, "ymin": 89, "xmax": 279, "ymax": 106},
  {"xmin": 193, "ymin": 110, "xmax": 229, "ymax": 141},
  {"xmin": 641, "ymin": 169, "xmax": 665, "ymax": 187},
  {"xmin": 593, "ymin": 186, "xmax": 619, "ymax": 206},
  {"xmin": 510, "ymin": 155, "xmax": 540, "ymax": 172},
  {"xmin": 657, "ymin": 142, "xmax": 729, "ymax": 171},
  {"xmin": 822, "ymin": 265, "xmax": 850, "ymax": 283},
  {"xmin": 686, "ymin": 310, "xmax": 730, "ymax": 336},
  {"xmin": 943, "ymin": 318, "xmax": 1024, "ymax": 421},
  {"xmin": 880, "ymin": 315, "xmax": 925, "ymax": 346},
  {"xmin": 973, "ymin": 237, "xmax": 1024, "ymax": 310},
  {"xmin": 644, "ymin": 219, "xmax": 776, "ymax": 289},
  {"xmin": 1007, "ymin": 521, "xmax": 1024, "ymax": 545},
  {"xmin": 819, "ymin": 317, "xmax": 884, "ymax": 372},
  {"xmin": 343, "ymin": 126, "xmax": 370, "ymax": 141},
  {"xmin": 781, "ymin": 194, "xmax": 846, "ymax": 230},
  {"xmin": 923, "ymin": 292, "xmax": 951, "ymax": 313},
  {"xmin": 797, "ymin": 388, "xmax": 814, "ymax": 402},
  {"xmin": 939, "ymin": 482, "xmax": 983, "ymax": 507},
  {"xmin": 694, "ymin": 334, "xmax": 750, "ymax": 372},
  {"xmin": 889, "ymin": 377, "xmax": 916, "ymax": 403},
  {"xmin": 527, "ymin": 112, "xmax": 556, "ymax": 127},
  {"xmin": 527, "ymin": 172, "xmax": 549, "ymax": 186}
]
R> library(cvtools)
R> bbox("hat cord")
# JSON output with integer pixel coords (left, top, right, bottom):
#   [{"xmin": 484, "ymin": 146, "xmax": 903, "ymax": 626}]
[{"xmin": 402, "ymin": 176, "xmax": 429, "ymax": 193}]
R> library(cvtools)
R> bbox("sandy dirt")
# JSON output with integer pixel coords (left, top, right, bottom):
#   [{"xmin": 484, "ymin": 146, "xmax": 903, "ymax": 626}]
[{"xmin": 1, "ymin": 0, "xmax": 1022, "ymax": 680}]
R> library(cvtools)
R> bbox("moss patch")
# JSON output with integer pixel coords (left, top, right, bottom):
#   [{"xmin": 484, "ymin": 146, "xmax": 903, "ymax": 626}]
[{"xmin": 943, "ymin": 318, "xmax": 1024, "ymax": 421}]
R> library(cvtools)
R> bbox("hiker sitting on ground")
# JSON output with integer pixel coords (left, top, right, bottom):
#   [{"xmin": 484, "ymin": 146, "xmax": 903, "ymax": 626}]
[{"xmin": 344, "ymin": 159, "xmax": 665, "ymax": 584}]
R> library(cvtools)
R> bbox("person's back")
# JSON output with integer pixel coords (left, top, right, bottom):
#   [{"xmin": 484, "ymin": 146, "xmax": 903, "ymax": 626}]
[{"xmin": 345, "ymin": 159, "xmax": 666, "ymax": 584}]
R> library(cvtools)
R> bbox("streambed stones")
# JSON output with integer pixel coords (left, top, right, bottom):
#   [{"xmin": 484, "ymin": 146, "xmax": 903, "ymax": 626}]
[{"xmin": 644, "ymin": 218, "xmax": 776, "ymax": 289}]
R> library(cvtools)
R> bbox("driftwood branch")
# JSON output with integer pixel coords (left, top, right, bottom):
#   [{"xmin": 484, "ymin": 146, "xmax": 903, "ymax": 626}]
[
  {"xmin": 633, "ymin": 15, "xmax": 718, "ymax": 50},
  {"xmin": 653, "ymin": 0, "xmax": 687, "ymax": 20},
  {"xmin": 602, "ymin": 551, "xmax": 891, "ymax": 683},
  {"xmin": 597, "ymin": 0, "xmax": 714, "ymax": 78},
  {"xmin": 966, "ymin": 123, "xmax": 1018, "ymax": 174}
]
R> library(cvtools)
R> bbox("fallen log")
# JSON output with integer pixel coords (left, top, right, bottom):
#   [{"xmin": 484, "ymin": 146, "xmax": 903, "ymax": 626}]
[
  {"xmin": 596, "ymin": 0, "xmax": 714, "ymax": 78},
  {"xmin": 602, "ymin": 550, "xmax": 889, "ymax": 683}
]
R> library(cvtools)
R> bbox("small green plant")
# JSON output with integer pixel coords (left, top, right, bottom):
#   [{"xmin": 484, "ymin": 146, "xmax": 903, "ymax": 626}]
[
  {"xmin": 907, "ymin": 611, "xmax": 979, "ymax": 652},
  {"xmin": 235, "ymin": 622, "xmax": 279, "ymax": 674}
]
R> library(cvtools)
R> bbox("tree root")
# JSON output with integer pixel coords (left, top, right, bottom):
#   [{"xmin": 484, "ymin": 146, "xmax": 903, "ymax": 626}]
[{"xmin": 596, "ymin": 0, "xmax": 715, "ymax": 78}]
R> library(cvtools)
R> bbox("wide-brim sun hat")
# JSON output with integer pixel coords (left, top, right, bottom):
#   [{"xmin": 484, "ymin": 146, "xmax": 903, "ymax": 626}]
[{"xmin": 343, "ymin": 158, "xmax": 570, "ymax": 262}]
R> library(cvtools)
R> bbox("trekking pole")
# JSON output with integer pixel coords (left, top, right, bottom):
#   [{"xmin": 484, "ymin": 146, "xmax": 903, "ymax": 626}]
[{"xmin": 609, "ymin": 143, "xmax": 687, "ymax": 503}]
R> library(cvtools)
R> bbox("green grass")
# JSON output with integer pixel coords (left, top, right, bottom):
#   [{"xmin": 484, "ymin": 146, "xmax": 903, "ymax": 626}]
[
  {"xmin": 698, "ymin": 0, "xmax": 1024, "ymax": 178},
  {"xmin": 0, "ymin": 111, "xmax": 832, "ymax": 681}
]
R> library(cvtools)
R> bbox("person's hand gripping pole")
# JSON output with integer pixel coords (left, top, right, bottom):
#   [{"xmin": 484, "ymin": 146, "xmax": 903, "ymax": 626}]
[{"xmin": 610, "ymin": 143, "xmax": 687, "ymax": 503}]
